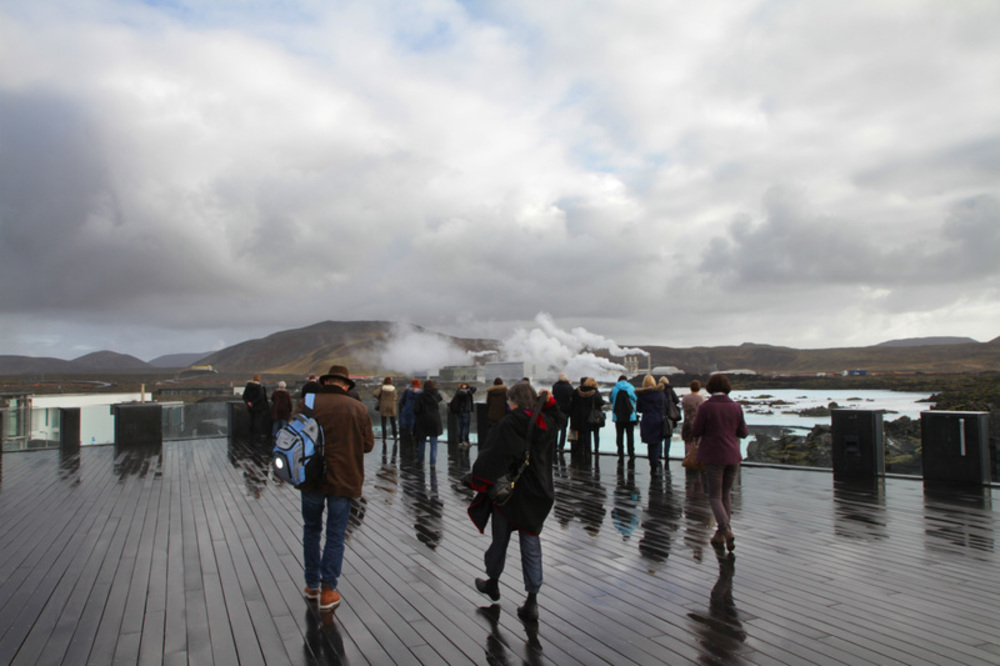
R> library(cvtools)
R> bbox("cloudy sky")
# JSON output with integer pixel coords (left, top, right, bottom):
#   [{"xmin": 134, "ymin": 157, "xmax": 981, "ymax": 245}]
[{"xmin": 1, "ymin": 0, "xmax": 998, "ymax": 361}]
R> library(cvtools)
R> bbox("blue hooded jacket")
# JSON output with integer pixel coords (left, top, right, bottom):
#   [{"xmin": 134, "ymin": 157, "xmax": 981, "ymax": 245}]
[{"xmin": 609, "ymin": 379, "xmax": 637, "ymax": 423}]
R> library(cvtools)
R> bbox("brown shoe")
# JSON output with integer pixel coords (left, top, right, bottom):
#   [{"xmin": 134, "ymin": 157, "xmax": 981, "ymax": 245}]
[
  {"xmin": 320, "ymin": 587, "xmax": 341, "ymax": 611},
  {"xmin": 303, "ymin": 586, "xmax": 320, "ymax": 601}
]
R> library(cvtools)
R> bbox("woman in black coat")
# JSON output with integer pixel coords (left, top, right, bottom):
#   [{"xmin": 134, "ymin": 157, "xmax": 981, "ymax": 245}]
[
  {"xmin": 569, "ymin": 377, "xmax": 604, "ymax": 457},
  {"xmin": 413, "ymin": 380, "xmax": 443, "ymax": 466},
  {"xmin": 468, "ymin": 383, "xmax": 563, "ymax": 622}
]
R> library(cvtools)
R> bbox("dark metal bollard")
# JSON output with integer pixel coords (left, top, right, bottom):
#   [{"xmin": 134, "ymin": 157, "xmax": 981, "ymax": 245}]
[
  {"xmin": 921, "ymin": 411, "xmax": 991, "ymax": 486},
  {"xmin": 476, "ymin": 403, "xmax": 490, "ymax": 447},
  {"xmin": 113, "ymin": 403, "xmax": 163, "ymax": 447},
  {"xmin": 831, "ymin": 410, "xmax": 885, "ymax": 480},
  {"xmin": 227, "ymin": 401, "xmax": 252, "ymax": 440},
  {"xmin": 447, "ymin": 411, "xmax": 458, "ymax": 445},
  {"xmin": 60, "ymin": 407, "xmax": 81, "ymax": 451}
]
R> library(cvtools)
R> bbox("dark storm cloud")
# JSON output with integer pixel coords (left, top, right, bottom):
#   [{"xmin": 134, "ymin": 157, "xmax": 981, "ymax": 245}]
[
  {"xmin": 700, "ymin": 188, "xmax": 1000, "ymax": 290},
  {"xmin": 1, "ymin": 0, "xmax": 998, "ymax": 357},
  {"xmin": 853, "ymin": 135, "xmax": 1000, "ymax": 197},
  {"xmin": 0, "ymin": 89, "xmax": 240, "ymax": 314},
  {"xmin": 698, "ymin": 187, "xmax": 886, "ymax": 285}
]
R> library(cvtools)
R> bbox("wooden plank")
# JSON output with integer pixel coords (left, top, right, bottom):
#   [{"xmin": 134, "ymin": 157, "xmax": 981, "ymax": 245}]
[{"xmin": 1, "ymin": 440, "xmax": 999, "ymax": 665}]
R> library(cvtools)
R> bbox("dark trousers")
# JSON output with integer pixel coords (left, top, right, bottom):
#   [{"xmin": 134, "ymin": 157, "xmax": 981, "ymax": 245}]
[
  {"xmin": 380, "ymin": 416, "xmax": 398, "ymax": 440},
  {"xmin": 485, "ymin": 510, "xmax": 542, "ymax": 593},
  {"xmin": 705, "ymin": 464, "xmax": 739, "ymax": 532},
  {"xmin": 615, "ymin": 421, "xmax": 635, "ymax": 457}
]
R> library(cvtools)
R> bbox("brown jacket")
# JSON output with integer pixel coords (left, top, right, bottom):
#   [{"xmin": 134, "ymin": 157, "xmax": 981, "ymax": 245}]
[
  {"xmin": 270, "ymin": 388, "xmax": 293, "ymax": 421},
  {"xmin": 295, "ymin": 385, "xmax": 374, "ymax": 497},
  {"xmin": 373, "ymin": 384, "xmax": 398, "ymax": 417}
]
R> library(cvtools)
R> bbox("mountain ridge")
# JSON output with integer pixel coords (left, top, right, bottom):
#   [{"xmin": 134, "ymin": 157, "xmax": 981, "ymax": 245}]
[{"xmin": 0, "ymin": 323, "xmax": 997, "ymax": 376}]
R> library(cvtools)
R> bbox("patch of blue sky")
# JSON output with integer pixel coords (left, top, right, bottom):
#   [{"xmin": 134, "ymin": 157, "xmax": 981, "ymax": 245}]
[
  {"xmin": 134, "ymin": 0, "xmax": 315, "ymax": 30},
  {"xmin": 570, "ymin": 139, "xmax": 670, "ymax": 196},
  {"xmin": 394, "ymin": 18, "xmax": 457, "ymax": 53}
]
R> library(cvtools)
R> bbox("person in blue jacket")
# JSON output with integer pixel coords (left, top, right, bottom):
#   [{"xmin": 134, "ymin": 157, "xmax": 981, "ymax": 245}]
[
  {"xmin": 398, "ymin": 379, "xmax": 421, "ymax": 437},
  {"xmin": 609, "ymin": 375, "xmax": 638, "ymax": 458}
]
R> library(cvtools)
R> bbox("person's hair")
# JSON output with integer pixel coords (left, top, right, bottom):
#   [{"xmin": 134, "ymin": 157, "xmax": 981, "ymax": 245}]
[
  {"xmin": 507, "ymin": 382, "xmax": 537, "ymax": 410},
  {"xmin": 383, "ymin": 376, "xmax": 392, "ymax": 384},
  {"xmin": 583, "ymin": 377, "xmax": 598, "ymax": 389},
  {"xmin": 642, "ymin": 374, "xmax": 656, "ymax": 388},
  {"xmin": 705, "ymin": 374, "xmax": 731, "ymax": 395},
  {"xmin": 253, "ymin": 374, "xmax": 261, "ymax": 382},
  {"xmin": 659, "ymin": 376, "xmax": 670, "ymax": 385},
  {"xmin": 690, "ymin": 380, "xmax": 702, "ymax": 392},
  {"xmin": 558, "ymin": 373, "xmax": 568, "ymax": 382},
  {"xmin": 617, "ymin": 375, "xmax": 627, "ymax": 382},
  {"xmin": 424, "ymin": 379, "xmax": 436, "ymax": 390},
  {"xmin": 411, "ymin": 378, "xmax": 421, "ymax": 388},
  {"xmin": 493, "ymin": 377, "xmax": 504, "ymax": 385},
  {"xmin": 277, "ymin": 381, "xmax": 286, "ymax": 389}
]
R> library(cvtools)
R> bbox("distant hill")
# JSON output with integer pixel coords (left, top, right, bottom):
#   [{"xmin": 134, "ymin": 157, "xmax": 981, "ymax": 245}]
[
  {"xmin": 148, "ymin": 352, "xmax": 212, "ymax": 368},
  {"xmin": 0, "ymin": 350, "xmax": 153, "ymax": 375},
  {"xmin": 1, "ymin": 322, "xmax": 997, "ymax": 376},
  {"xmin": 72, "ymin": 351, "xmax": 151, "ymax": 371},
  {"xmin": 876, "ymin": 336, "xmax": 978, "ymax": 347},
  {"xmin": 198, "ymin": 320, "xmax": 497, "ymax": 375},
  {"xmin": 643, "ymin": 339, "xmax": 1000, "ymax": 375},
  {"xmin": 0, "ymin": 355, "xmax": 81, "ymax": 375}
]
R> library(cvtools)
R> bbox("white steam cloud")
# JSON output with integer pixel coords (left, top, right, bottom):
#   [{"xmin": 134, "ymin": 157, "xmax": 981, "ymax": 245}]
[
  {"xmin": 376, "ymin": 324, "xmax": 473, "ymax": 375},
  {"xmin": 502, "ymin": 313, "xmax": 648, "ymax": 382},
  {"xmin": 374, "ymin": 314, "xmax": 648, "ymax": 382}
]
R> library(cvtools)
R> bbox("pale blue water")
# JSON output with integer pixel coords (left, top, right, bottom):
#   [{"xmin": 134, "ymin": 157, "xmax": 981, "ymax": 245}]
[{"xmin": 592, "ymin": 388, "xmax": 935, "ymax": 458}]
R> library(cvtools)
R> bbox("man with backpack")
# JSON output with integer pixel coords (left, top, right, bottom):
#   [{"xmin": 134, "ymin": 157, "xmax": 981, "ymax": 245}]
[
  {"xmin": 610, "ymin": 375, "xmax": 638, "ymax": 459},
  {"xmin": 297, "ymin": 364, "xmax": 374, "ymax": 611}
]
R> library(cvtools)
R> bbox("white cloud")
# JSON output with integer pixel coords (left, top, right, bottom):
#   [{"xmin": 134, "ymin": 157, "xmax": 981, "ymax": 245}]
[{"xmin": 0, "ymin": 0, "xmax": 998, "ymax": 359}]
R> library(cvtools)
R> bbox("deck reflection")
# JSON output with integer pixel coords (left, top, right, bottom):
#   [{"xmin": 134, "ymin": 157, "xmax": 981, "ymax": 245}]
[{"xmin": 1, "ymin": 439, "xmax": 999, "ymax": 664}]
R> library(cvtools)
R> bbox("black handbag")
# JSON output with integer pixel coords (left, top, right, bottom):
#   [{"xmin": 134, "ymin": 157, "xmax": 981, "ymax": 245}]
[
  {"xmin": 486, "ymin": 396, "xmax": 545, "ymax": 506},
  {"xmin": 587, "ymin": 407, "xmax": 604, "ymax": 426}
]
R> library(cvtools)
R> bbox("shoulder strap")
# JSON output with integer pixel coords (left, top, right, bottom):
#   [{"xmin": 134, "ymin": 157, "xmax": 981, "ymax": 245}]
[{"xmin": 514, "ymin": 395, "xmax": 548, "ymax": 471}]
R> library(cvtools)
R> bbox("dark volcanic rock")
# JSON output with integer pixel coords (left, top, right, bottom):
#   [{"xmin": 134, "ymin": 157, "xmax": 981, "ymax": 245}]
[
  {"xmin": 883, "ymin": 415, "xmax": 922, "ymax": 474},
  {"xmin": 746, "ymin": 425, "xmax": 832, "ymax": 467}
]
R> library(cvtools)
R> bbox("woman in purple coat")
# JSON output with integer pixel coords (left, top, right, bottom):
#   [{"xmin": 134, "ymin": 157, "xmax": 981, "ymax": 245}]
[{"xmin": 691, "ymin": 374, "xmax": 748, "ymax": 552}]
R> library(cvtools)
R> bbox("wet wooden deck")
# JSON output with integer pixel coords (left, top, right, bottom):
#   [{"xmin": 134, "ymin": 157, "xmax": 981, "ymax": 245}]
[{"xmin": 1, "ymin": 436, "xmax": 998, "ymax": 665}]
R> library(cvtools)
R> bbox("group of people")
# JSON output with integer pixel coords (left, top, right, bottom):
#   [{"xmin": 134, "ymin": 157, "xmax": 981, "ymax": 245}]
[
  {"xmin": 240, "ymin": 374, "xmax": 294, "ymax": 440},
  {"xmin": 551, "ymin": 373, "xmax": 683, "ymax": 472},
  {"xmin": 379, "ymin": 377, "xmax": 475, "ymax": 467},
  {"xmin": 245, "ymin": 367, "xmax": 748, "ymax": 624},
  {"xmin": 468, "ymin": 372, "xmax": 747, "ymax": 623}
]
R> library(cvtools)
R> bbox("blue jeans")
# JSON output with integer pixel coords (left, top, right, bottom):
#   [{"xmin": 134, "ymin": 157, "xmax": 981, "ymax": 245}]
[
  {"xmin": 417, "ymin": 436, "xmax": 439, "ymax": 465},
  {"xmin": 301, "ymin": 492, "xmax": 352, "ymax": 590},
  {"xmin": 272, "ymin": 419, "xmax": 288, "ymax": 437},
  {"xmin": 485, "ymin": 510, "xmax": 543, "ymax": 593},
  {"xmin": 456, "ymin": 413, "xmax": 471, "ymax": 442}
]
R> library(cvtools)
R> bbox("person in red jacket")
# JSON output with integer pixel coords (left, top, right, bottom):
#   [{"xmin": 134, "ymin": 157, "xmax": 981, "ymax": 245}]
[
  {"xmin": 270, "ymin": 380, "xmax": 293, "ymax": 438},
  {"xmin": 691, "ymin": 374, "xmax": 748, "ymax": 553}
]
